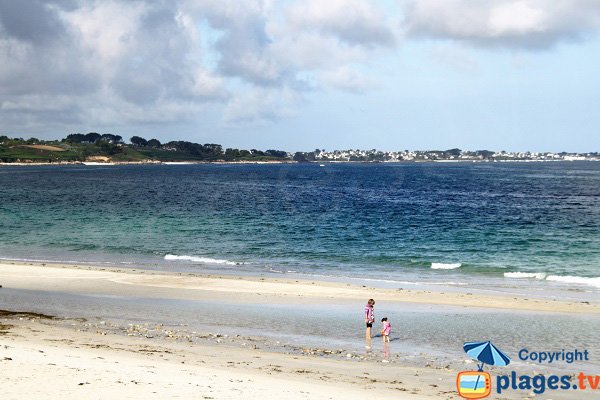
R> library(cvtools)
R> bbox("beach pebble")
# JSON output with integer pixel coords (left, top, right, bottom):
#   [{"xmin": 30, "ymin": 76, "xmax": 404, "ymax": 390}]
[{"xmin": 346, "ymin": 353, "xmax": 352, "ymax": 358}]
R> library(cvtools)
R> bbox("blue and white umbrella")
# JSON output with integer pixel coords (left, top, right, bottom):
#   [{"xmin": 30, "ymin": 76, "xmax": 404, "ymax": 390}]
[
  {"xmin": 463, "ymin": 341, "xmax": 511, "ymax": 393},
  {"xmin": 464, "ymin": 341, "xmax": 511, "ymax": 370}
]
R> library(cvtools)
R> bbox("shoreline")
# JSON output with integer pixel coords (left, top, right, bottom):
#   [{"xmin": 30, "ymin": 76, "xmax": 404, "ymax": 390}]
[
  {"xmin": 1, "ymin": 159, "xmax": 599, "ymax": 166},
  {"xmin": 2, "ymin": 255, "xmax": 599, "ymax": 299},
  {"xmin": 0, "ymin": 160, "xmax": 296, "ymax": 166},
  {"xmin": 1, "ymin": 261, "xmax": 598, "ymax": 314},
  {"xmin": 2, "ymin": 261, "xmax": 599, "ymax": 399},
  {"xmin": 0, "ymin": 262, "xmax": 459, "ymax": 399}
]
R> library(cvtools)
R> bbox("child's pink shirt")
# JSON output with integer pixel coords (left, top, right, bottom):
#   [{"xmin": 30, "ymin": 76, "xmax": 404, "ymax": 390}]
[
  {"xmin": 365, "ymin": 304, "xmax": 374, "ymax": 323},
  {"xmin": 382, "ymin": 321, "xmax": 391, "ymax": 335}
]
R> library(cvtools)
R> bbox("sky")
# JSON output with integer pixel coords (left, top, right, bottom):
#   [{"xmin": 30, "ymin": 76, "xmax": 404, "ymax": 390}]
[{"xmin": 0, "ymin": 0, "xmax": 599, "ymax": 152}]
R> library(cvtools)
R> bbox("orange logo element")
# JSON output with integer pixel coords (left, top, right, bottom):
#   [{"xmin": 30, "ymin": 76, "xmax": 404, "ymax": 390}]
[{"xmin": 456, "ymin": 371, "xmax": 492, "ymax": 399}]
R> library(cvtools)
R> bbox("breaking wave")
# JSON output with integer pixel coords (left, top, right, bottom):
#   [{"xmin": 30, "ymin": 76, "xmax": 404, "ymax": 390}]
[
  {"xmin": 504, "ymin": 272, "xmax": 547, "ymax": 280},
  {"xmin": 546, "ymin": 275, "xmax": 600, "ymax": 288},
  {"xmin": 164, "ymin": 254, "xmax": 239, "ymax": 265},
  {"xmin": 431, "ymin": 263, "xmax": 462, "ymax": 270}
]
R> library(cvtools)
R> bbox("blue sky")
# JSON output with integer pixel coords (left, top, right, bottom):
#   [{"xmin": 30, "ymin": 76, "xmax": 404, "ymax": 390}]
[{"xmin": 1, "ymin": 1, "xmax": 599, "ymax": 152}]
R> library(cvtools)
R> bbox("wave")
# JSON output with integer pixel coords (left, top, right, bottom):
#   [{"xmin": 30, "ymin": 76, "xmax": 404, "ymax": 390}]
[
  {"xmin": 431, "ymin": 262, "xmax": 461, "ymax": 270},
  {"xmin": 546, "ymin": 275, "xmax": 600, "ymax": 288},
  {"xmin": 164, "ymin": 254, "xmax": 240, "ymax": 265},
  {"xmin": 504, "ymin": 272, "xmax": 547, "ymax": 280}
]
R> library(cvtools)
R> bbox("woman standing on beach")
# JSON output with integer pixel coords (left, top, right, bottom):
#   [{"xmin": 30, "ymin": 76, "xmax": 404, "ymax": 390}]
[{"xmin": 364, "ymin": 299, "xmax": 375, "ymax": 341}]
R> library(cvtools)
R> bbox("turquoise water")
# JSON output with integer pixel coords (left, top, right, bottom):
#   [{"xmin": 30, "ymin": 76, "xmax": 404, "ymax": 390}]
[{"xmin": 0, "ymin": 162, "xmax": 599, "ymax": 288}]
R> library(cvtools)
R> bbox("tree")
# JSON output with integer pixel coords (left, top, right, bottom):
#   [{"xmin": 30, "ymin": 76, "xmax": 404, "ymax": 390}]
[
  {"xmin": 130, "ymin": 136, "xmax": 148, "ymax": 146},
  {"xmin": 100, "ymin": 134, "xmax": 123, "ymax": 144},
  {"xmin": 98, "ymin": 141, "xmax": 123, "ymax": 155},
  {"xmin": 65, "ymin": 133, "xmax": 86, "ymax": 143},
  {"xmin": 293, "ymin": 152, "xmax": 316, "ymax": 162},
  {"xmin": 476, "ymin": 150, "xmax": 494, "ymax": 159},
  {"xmin": 265, "ymin": 150, "xmax": 287, "ymax": 158},
  {"xmin": 224, "ymin": 148, "xmax": 240, "ymax": 161},
  {"xmin": 203, "ymin": 143, "xmax": 223, "ymax": 158},
  {"xmin": 445, "ymin": 148, "xmax": 462, "ymax": 157},
  {"xmin": 147, "ymin": 139, "xmax": 161, "ymax": 148},
  {"xmin": 84, "ymin": 132, "xmax": 101, "ymax": 143},
  {"xmin": 293, "ymin": 151, "xmax": 308, "ymax": 162}
]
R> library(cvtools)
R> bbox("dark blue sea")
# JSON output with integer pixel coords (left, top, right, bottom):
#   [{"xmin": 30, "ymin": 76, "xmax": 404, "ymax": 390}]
[{"xmin": 1, "ymin": 162, "xmax": 599, "ymax": 290}]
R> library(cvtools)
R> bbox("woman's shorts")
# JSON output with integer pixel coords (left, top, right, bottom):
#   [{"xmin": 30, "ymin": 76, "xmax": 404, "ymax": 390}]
[{"xmin": 366, "ymin": 322, "xmax": 373, "ymax": 328}]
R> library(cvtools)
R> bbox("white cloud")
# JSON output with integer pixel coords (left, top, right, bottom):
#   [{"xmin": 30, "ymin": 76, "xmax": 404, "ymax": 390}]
[
  {"xmin": 286, "ymin": 0, "xmax": 397, "ymax": 48},
  {"xmin": 222, "ymin": 86, "xmax": 302, "ymax": 125},
  {"xmin": 0, "ymin": 0, "xmax": 227, "ymax": 130},
  {"xmin": 402, "ymin": 0, "xmax": 600, "ymax": 49},
  {"xmin": 3, "ymin": 0, "xmax": 599, "ymax": 134},
  {"xmin": 171, "ymin": 0, "xmax": 395, "ymax": 122}
]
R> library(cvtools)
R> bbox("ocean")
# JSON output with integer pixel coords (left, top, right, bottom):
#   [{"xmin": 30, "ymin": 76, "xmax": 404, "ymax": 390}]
[{"xmin": 1, "ymin": 162, "xmax": 599, "ymax": 291}]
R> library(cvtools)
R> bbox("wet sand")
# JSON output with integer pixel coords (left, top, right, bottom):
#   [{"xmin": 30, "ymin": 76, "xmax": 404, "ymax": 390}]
[
  {"xmin": 1, "ymin": 262, "xmax": 599, "ymax": 399},
  {"xmin": 1, "ymin": 311, "xmax": 449, "ymax": 399},
  {"xmin": 1, "ymin": 262, "xmax": 598, "ymax": 313}
]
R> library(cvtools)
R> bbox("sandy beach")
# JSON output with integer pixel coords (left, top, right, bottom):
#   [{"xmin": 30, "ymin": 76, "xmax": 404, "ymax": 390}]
[
  {"xmin": 1, "ymin": 262, "xmax": 599, "ymax": 399},
  {"xmin": 1, "ymin": 262, "xmax": 598, "ymax": 313},
  {"xmin": 1, "ymin": 312, "xmax": 450, "ymax": 400},
  {"xmin": 2, "ymin": 1, "xmax": 599, "ymax": 398}
]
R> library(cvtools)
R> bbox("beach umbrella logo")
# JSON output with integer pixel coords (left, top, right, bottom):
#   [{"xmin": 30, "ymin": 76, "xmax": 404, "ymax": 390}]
[
  {"xmin": 463, "ymin": 341, "xmax": 511, "ymax": 370},
  {"xmin": 456, "ymin": 341, "xmax": 511, "ymax": 399}
]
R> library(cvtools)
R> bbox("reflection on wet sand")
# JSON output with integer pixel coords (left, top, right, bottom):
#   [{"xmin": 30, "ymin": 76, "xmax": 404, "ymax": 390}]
[{"xmin": 383, "ymin": 341, "xmax": 390, "ymax": 359}]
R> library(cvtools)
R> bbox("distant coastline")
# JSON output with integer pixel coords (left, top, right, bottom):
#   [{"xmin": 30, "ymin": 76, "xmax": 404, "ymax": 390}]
[
  {"xmin": 2, "ymin": 159, "xmax": 599, "ymax": 167},
  {"xmin": 0, "ymin": 160, "xmax": 296, "ymax": 166},
  {"xmin": 1, "ymin": 133, "xmax": 598, "ymax": 164}
]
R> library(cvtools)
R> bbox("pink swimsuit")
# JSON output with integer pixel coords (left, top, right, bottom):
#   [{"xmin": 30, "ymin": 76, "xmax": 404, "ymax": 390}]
[{"xmin": 382, "ymin": 321, "xmax": 391, "ymax": 335}]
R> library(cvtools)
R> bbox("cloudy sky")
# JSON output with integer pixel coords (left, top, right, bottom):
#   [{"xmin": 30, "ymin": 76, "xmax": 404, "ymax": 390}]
[{"xmin": 1, "ymin": 0, "xmax": 599, "ymax": 151}]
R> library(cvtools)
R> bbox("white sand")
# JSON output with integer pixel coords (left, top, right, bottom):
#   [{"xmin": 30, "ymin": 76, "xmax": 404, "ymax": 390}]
[
  {"xmin": 1, "ymin": 318, "xmax": 442, "ymax": 400},
  {"xmin": 1, "ymin": 261, "xmax": 598, "ymax": 400}
]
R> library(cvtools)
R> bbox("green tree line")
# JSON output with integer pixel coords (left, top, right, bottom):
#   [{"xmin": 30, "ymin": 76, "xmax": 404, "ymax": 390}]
[{"xmin": 0, "ymin": 133, "xmax": 291, "ymax": 163}]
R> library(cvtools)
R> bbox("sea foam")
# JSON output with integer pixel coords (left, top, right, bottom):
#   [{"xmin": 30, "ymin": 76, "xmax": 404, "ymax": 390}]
[
  {"xmin": 431, "ymin": 263, "xmax": 462, "ymax": 270},
  {"xmin": 504, "ymin": 272, "xmax": 547, "ymax": 280},
  {"xmin": 164, "ymin": 254, "xmax": 238, "ymax": 265},
  {"xmin": 546, "ymin": 275, "xmax": 600, "ymax": 288}
]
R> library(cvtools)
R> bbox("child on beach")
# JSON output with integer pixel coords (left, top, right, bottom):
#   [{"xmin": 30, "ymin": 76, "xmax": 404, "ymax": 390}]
[
  {"xmin": 381, "ymin": 317, "xmax": 391, "ymax": 342},
  {"xmin": 364, "ymin": 299, "xmax": 375, "ymax": 339}
]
